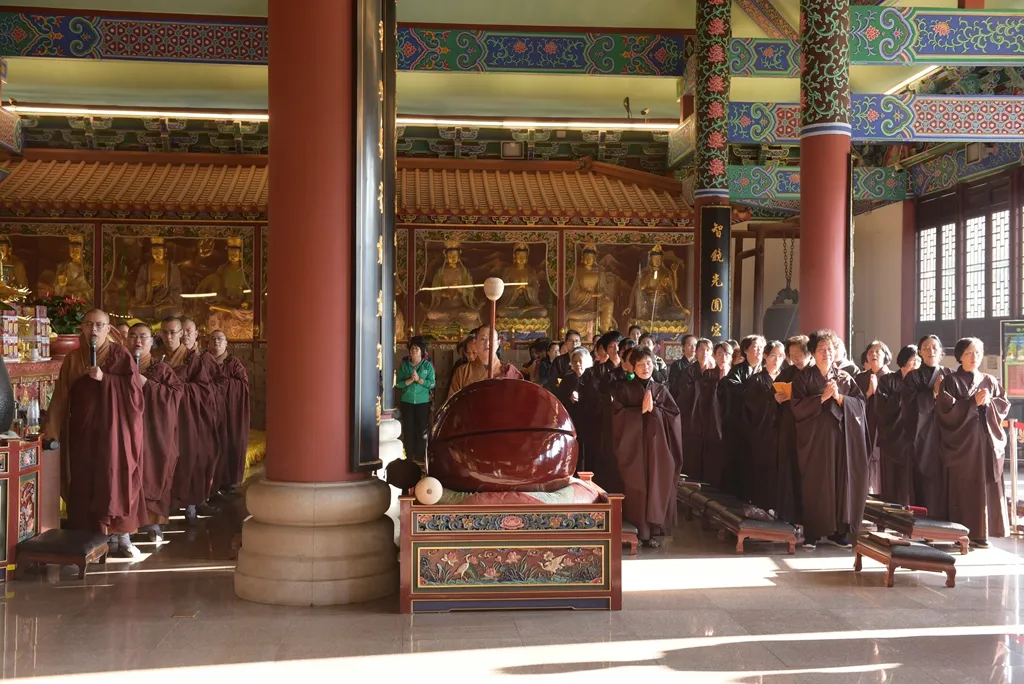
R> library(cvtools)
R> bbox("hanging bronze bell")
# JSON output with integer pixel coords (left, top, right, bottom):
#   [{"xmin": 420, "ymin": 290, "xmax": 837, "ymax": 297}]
[{"xmin": 763, "ymin": 287, "xmax": 799, "ymax": 343}]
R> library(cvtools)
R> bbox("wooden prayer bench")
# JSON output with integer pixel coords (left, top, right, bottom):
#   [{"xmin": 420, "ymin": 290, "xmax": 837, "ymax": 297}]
[
  {"xmin": 854, "ymin": 531, "xmax": 956, "ymax": 588},
  {"xmin": 622, "ymin": 521, "xmax": 638, "ymax": 556},
  {"xmin": 15, "ymin": 529, "xmax": 109, "ymax": 580},
  {"xmin": 864, "ymin": 500, "xmax": 970, "ymax": 555},
  {"xmin": 704, "ymin": 500, "xmax": 804, "ymax": 555},
  {"xmin": 677, "ymin": 480, "xmax": 723, "ymax": 522}
]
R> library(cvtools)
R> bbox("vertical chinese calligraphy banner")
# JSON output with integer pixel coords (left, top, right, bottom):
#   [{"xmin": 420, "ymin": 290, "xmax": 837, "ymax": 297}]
[{"xmin": 699, "ymin": 205, "xmax": 731, "ymax": 341}]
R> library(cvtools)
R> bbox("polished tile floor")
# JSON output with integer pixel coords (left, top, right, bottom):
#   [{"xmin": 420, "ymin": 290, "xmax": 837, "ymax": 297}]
[{"xmin": 3, "ymin": 492, "xmax": 1024, "ymax": 683}]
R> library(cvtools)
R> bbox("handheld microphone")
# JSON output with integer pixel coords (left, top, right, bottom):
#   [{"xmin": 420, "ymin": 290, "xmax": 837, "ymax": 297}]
[
  {"xmin": 88, "ymin": 336, "xmax": 98, "ymax": 367},
  {"xmin": 133, "ymin": 350, "xmax": 142, "ymax": 369}
]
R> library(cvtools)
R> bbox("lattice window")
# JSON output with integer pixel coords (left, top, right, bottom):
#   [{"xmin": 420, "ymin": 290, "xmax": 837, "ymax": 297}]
[
  {"xmin": 918, "ymin": 227, "xmax": 937, "ymax": 323},
  {"xmin": 991, "ymin": 209, "xmax": 1010, "ymax": 318},
  {"xmin": 965, "ymin": 216, "xmax": 987, "ymax": 319},
  {"xmin": 940, "ymin": 222, "xmax": 956, "ymax": 321}
]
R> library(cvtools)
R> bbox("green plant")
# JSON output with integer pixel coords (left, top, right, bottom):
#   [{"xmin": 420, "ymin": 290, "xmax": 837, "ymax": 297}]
[{"xmin": 33, "ymin": 295, "xmax": 87, "ymax": 335}]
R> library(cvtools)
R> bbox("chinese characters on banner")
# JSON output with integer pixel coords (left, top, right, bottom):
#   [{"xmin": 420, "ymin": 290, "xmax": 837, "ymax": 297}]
[{"xmin": 699, "ymin": 205, "xmax": 731, "ymax": 341}]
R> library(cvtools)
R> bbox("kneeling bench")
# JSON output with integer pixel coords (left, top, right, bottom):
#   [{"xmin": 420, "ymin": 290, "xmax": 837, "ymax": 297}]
[
  {"xmin": 865, "ymin": 500, "xmax": 970, "ymax": 554},
  {"xmin": 705, "ymin": 500, "xmax": 804, "ymax": 555},
  {"xmin": 16, "ymin": 530, "xmax": 109, "ymax": 580},
  {"xmin": 854, "ymin": 532, "xmax": 956, "ymax": 588},
  {"xmin": 622, "ymin": 521, "xmax": 639, "ymax": 556}
]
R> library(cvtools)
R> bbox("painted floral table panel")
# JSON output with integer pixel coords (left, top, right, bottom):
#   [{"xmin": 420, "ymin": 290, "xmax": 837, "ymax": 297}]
[
  {"xmin": 414, "ymin": 511, "xmax": 607, "ymax": 534},
  {"xmin": 415, "ymin": 543, "xmax": 608, "ymax": 590}
]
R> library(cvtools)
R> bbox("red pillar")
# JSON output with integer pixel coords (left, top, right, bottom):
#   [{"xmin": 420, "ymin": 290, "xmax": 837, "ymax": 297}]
[
  {"xmin": 799, "ymin": 0, "xmax": 851, "ymax": 336},
  {"xmin": 267, "ymin": 0, "xmax": 358, "ymax": 483}
]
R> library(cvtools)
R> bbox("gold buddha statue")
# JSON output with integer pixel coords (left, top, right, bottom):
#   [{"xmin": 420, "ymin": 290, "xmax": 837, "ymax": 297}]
[
  {"xmin": 394, "ymin": 276, "xmax": 407, "ymax": 342},
  {"xmin": 495, "ymin": 242, "xmax": 549, "ymax": 332},
  {"xmin": 53, "ymin": 235, "xmax": 93, "ymax": 302},
  {"xmin": 420, "ymin": 239, "xmax": 482, "ymax": 336},
  {"xmin": 200, "ymin": 237, "xmax": 254, "ymax": 339},
  {"xmin": 133, "ymin": 237, "xmax": 183, "ymax": 318},
  {"xmin": 622, "ymin": 244, "xmax": 690, "ymax": 333},
  {"xmin": 565, "ymin": 243, "xmax": 617, "ymax": 338},
  {"xmin": 0, "ymin": 236, "xmax": 29, "ymax": 300},
  {"xmin": 178, "ymin": 237, "xmax": 221, "ymax": 291}
]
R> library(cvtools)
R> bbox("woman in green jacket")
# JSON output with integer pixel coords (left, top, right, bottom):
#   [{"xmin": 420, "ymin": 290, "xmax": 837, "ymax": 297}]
[{"xmin": 396, "ymin": 339, "xmax": 435, "ymax": 462}]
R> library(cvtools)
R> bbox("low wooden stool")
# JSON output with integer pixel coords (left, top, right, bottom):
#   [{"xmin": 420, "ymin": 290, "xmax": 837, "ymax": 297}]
[
  {"xmin": 16, "ymin": 530, "xmax": 110, "ymax": 580},
  {"xmin": 854, "ymin": 531, "xmax": 956, "ymax": 588},
  {"xmin": 622, "ymin": 522, "xmax": 639, "ymax": 556}
]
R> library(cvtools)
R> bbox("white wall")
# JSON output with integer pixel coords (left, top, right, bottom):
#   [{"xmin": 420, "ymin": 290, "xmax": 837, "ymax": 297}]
[{"xmin": 852, "ymin": 202, "xmax": 904, "ymax": 354}]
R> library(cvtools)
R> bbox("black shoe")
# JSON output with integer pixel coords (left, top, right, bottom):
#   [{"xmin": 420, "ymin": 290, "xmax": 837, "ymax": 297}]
[
  {"xmin": 827, "ymin": 534, "xmax": 852, "ymax": 549},
  {"xmin": 801, "ymin": 541, "xmax": 817, "ymax": 550},
  {"xmin": 970, "ymin": 539, "xmax": 990, "ymax": 548},
  {"xmin": 147, "ymin": 526, "xmax": 164, "ymax": 543}
]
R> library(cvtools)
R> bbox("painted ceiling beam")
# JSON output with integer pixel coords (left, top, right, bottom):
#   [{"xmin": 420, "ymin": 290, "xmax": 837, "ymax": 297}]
[
  {"xmin": 729, "ymin": 165, "xmax": 906, "ymax": 202},
  {"xmin": 734, "ymin": 0, "xmax": 798, "ymax": 40}
]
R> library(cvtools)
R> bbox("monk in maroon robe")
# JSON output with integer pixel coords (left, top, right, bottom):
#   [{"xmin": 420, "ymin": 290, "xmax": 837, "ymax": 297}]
[
  {"xmin": 671, "ymin": 338, "xmax": 713, "ymax": 482},
  {"xmin": 874, "ymin": 345, "xmax": 919, "ymax": 505},
  {"xmin": 697, "ymin": 341, "xmax": 733, "ymax": 490},
  {"xmin": 207, "ymin": 330, "xmax": 251, "ymax": 492},
  {"xmin": 610, "ymin": 348, "xmax": 682, "ymax": 546},
  {"xmin": 42, "ymin": 309, "xmax": 146, "ymax": 558},
  {"xmin": 157, "ymin": 317, "xmax": 219, "ymax": 524},
  {"xmin": 744, "ymin": 341, "xmax": 786, "ymax": 513},
  {"xmin": 792, "ymin": 329, "xmax": 870, "ymax": 548},
  {"xmin": 936, "ymin": 338, "xmax": 1010, "ymax": 546},
  {"xmin": 855, "ymin": 341, "xmax": 894, "ymax": 496},
  {"xmin": 127, "ymin": 323, "xmax": 183, "ymax": 541},
  {"xmin": 901, "ymin": 335, "xmax": 951, "ymax": 518}
]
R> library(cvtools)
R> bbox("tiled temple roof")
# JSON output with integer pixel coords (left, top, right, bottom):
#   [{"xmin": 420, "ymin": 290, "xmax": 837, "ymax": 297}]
[
  {"xmin": 396, "ymin": 159, "xmax": 690, "ymax": 225},
  {"xmin": 0, "ymin": 154, "xmax": 689, "ymax": 225}
]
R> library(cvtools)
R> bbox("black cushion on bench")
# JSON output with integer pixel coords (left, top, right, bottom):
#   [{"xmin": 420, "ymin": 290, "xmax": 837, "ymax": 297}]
[
  {"xmin": 909, "ymin": 518, "xmax": 969, "ymax": 535},
  {"xmin": 889, "ymin": 542, "xmax": 956, "ymax": 565},
  {"xmin": 623, "ymin": 521, "xmax": 638, "ymax": 535},
  {"xmin": 738, "ymin": 519, "xmax": 799, "ymax": 533},
  {"xmin": 17, "ymin": 530, "xmax": 109, "ymax": 556}
]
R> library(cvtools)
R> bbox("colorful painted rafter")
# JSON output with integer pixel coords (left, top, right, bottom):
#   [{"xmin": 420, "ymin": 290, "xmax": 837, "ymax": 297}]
[
  {"xmin": 729, "ymin": 165, "xmax": 907, "ymax": 202},
  {"xmin": 730, "ymin": 95, "xmax": 1024, "ymax": 143},
  {"xmin": 910, "ymin": 143, "xmax": 1024, "ymax": 197}
]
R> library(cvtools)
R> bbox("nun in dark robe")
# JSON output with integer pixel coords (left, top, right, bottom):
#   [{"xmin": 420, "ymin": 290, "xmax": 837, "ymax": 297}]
[
  {"xmin": 901, "ymin": 335, "xmax": 951, "ymax": 518},
  {"xmin": 791, "ymin": 329, "xmax": 870, "ymax": 548},
  {"xmin": 722, "ymin": 335, "xmax": 766, "ymax": 499},
  {"xmin": 670, "ymin": 338, "xmax": 713, "ymax": 481},
  {"xmin": 874, "ymin": 345, "xmax": 919, "ymax": 505},
  {"xmin": 744, "ymin": 340, "xmax": 785, "ymax": 513},
  {"xmin": 697, "ymin": 341, "xmax": 734, "ymax": 490},
  {"xmin": 554, "ymin": 347, "xmax": 599, "ymax": 473},
  {"xmin": 590, "ymin": 331, "xmax": 626, "ymax": 495},
  {"xmin": 668, "ymin": 334, "xmax": 698, "ymax": 388},
  {"xmin": 774, "ymin": 336, "xmax": 813, "ymax": 523},
  {"xmin": 855, "ymin": 340, "xmax": 893, "ymax": 496},
  {"xmin": 610, "ymin": 347, "xmax": 683, "ymax": 547},
  {"xmin": 936, "ymin": 337, "xmax": 1010, "ymax": 547}
]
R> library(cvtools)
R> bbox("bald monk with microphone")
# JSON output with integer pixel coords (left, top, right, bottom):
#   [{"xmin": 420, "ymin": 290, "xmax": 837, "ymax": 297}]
[{"xmin": 42, "ymin": 309, "xmax": 146, "ymax": 559}]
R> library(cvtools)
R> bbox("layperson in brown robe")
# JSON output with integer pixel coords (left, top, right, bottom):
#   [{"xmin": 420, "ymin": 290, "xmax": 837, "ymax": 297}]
[
  {"xmin": 855, "ymin": 340, "xmax": 893, "ymax": 496},
  {"xmin": 774, "ymin": 336, "xmax": 813, "ymax": 523},
  {"xmin": 208, "ymin": 330, "xmax": 251, "ymax": 493},
  {"xmin": 610, "ymin": 347, "xmax": 683, "ymax": 547},
  {"xmin": 936, "ymin": 338, "xmax": 1010, "ymax": 547},
  {"xmin": 901, "ymin": 335, "xmax": 951, "ymax": 518},
  {"xmin": 591, "ymin": 331, "xmax": 627, "ymax": 495},
  {"xmin": 722, "ymin": 334, "xmax": 766, "ymax": 498},
  {"xmin": 670, "ymin": 338, "xmax": 713, "ymax": 482},
  {"xmin": 792, "ymin": 329, "xmax": 870, "ymax": 549},
  {"xmin": 448, "ymin": 325, "xmax": 523, "ymax": 397},
  {"xmin": 127, "ymin": 322, "xmax": 183, "ymax": 541},
  {"xmin": 874, "ymin": 345, "xmax": 920, "ymax": 505},
  {"xmin": 544, "ymin": 329, "xmax": 582, "ymax": 391},
  {"xmin": 668, "ymin": 334, "xmax": 698, "ymax": 388},
  {"xmin": 42, "ymin": 309, "xmax": 146, "ymax": 558},
  {"xmin": 554, "ymin": 347, "xmax": 598, "ymax": 472},
  {"xmin": 745, "ymin": 340, "xmax": 786, "ymax": 512},
  {"xmin": 637, "ymin": 333, "xmax": 669, "ymax": 384},
  {"xmin": 697, "ymin": 341, "xmax": 734, "ymax": 490},
  {"xmin": 158, "ymin": 317, "xmax": 219, "ymax": 524}
]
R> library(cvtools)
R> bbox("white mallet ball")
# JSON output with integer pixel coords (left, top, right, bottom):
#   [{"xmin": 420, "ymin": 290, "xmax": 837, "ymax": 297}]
[{"xmin": 414, "ymin": 476, "xmax": 443, "ymax": 505}]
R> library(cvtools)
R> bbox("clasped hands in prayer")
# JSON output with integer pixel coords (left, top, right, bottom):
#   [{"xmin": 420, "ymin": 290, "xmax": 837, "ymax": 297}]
[
  {"xmin": 820, "ymin": 379, "xmax": 844, "ymax": 406},
  {"xmin": 641, "ymin": 389, "xmax": 653, "ymax": 414}
]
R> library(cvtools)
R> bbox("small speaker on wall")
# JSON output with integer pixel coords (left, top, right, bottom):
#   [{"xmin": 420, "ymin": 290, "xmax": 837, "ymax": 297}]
[
  {"xmin": 501, "ymin": 141, "xmax": 524, "ymax": 159},
  {"xmin": 965, "ymin": 142, "xmax": 981, "ymax": 164}
]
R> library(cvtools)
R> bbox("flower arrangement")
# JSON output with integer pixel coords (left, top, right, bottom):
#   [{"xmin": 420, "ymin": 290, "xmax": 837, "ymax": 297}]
[{"xmin": 33, "ymin": 294, "xmax": 87, "ymax": 335}]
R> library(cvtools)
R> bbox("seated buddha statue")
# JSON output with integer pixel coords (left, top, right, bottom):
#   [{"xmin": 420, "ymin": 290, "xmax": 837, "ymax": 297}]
[
  {"xmin": 132, "ymin": 237, "xmax": 183, "ymax": 319},
  {"xmin": 198, "ymin": 238, "xmax": 253, "ymax": 339},
  {"xmin": 565, "ymin": 243, "xmax": 616, "ymax": 339},
  {"xmin": 0, "ymin": 236, "xmax": 29, "ymax": 301},
  {"xmin": 54, "ymin": 235, "xmax": 93, "ymax": 302},
  {"xmin": 178, "ymin": 237, "xmax": 221, "ymax": 292},
  {"xmin": 622, "ymin": 244, "xmax": 690, "ymax": 333},
  {"xmin": 495, "ymin": 242, "xmax": 549, "ymax": 331},
  {"xmin": 420, "ymin": 240, "xmax": 482, "ymax": 336}
]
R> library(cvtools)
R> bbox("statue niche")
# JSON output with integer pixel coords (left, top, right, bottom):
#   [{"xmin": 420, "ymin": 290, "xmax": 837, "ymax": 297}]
[
  {"xmin": 38, "ymin": 235, "xmax": 92, "ymax": 302},
  {"xmin": 622, "ymin": 244, "xmax": 690, "ymax": 334},
  {"xmin": 0, "ymin": 236, "xmax": 29, "ymax": 301},
  {"xmin": 197, "ymin": 237, "xmax": 253, "ymax": 340},
  {"xmin": 565, "ymin": 243, "xmax": 617, "ymax": 339},
  {"xmin": 495, "ymin": 242, "xmax": 549, "ymax": 334},
  {"xmin": 132, "ymin": 237, "xmax": 183, "ymax": 319},
  {"xmin": 419, "ymin": 240, "xmax": 482, "ymax": 338}
]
